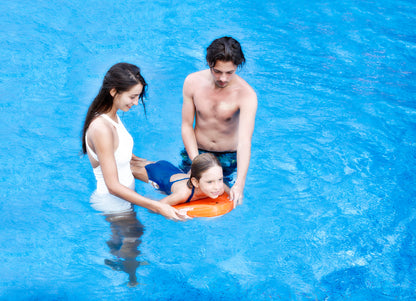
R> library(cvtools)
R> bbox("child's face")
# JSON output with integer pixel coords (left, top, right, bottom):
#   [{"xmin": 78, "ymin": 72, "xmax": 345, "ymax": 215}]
[{"xmin": 196, "ymin": 165, "xmax": 224, "ymax": 199}]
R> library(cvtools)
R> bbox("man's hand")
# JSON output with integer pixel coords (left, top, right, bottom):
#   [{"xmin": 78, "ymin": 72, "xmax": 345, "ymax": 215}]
[{"xmin": 229, "ymin": 180, "xmax": 244, "ymax": 207}]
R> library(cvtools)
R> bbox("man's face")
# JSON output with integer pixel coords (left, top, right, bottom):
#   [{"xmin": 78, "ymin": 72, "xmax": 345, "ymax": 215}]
[{"xmin": 210, "ymin": 60, "xmax": 237, "ymax": 88}]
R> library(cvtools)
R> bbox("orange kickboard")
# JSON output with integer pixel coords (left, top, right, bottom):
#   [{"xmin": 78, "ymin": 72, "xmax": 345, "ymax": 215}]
[{"xmin": 173, "ymin": 193, "xmax": 233, "ymax": 218}]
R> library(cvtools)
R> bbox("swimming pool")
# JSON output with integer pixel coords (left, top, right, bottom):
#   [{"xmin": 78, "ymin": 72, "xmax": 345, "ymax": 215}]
[{"xmin": 1, "ymin": 0, "xmax": 415, "ymax": 299}]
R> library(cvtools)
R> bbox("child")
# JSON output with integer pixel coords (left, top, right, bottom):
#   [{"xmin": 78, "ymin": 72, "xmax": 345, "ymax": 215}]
[{"xmin": 131, "ymin": 153, "xmax": 230, "ymax": 206}]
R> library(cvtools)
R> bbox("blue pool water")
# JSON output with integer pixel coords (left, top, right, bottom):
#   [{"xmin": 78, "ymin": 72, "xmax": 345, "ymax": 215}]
[{"xmin": 1, "ymin": 0, "xmax": 415, "ymax": 300}]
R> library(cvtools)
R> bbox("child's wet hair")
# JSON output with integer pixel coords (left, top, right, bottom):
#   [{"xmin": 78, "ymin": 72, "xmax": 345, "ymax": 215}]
[{"xmin": 187, "ymin": 153, "xmax": 222, "ymax": 188}]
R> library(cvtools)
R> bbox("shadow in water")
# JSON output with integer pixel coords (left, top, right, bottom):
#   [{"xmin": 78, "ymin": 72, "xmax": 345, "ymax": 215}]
[{"xmin": 103, "ymin": 211, "xmax": 147, "ymax": 287}]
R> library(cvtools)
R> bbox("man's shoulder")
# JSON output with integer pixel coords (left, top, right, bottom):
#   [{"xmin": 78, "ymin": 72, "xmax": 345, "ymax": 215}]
[
  {"xmin": 235, "ymin": 76, "xmax": 256, "ymax": 97},
  {"xmin": 185, "ymin": 69, "xmax": 209, "ymax": 81},
  {"xmin": 184, "ymin": 69, "xmax": 210, "ymax": 90}
]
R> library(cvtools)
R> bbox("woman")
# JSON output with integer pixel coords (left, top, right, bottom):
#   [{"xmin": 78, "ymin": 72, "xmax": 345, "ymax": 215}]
[
  {"xmin": 82, "ymin": 62, "xmax": 186, "ymax": 221},
  {"xmin": 131, "ymin": 153, "xmax": 231, "ymax": 206}
]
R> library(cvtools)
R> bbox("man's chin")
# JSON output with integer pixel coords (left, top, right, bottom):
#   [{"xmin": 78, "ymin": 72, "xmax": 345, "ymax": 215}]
[{"xmin": 215, "ymin": 82, "xmax": 228, "ymax": 88}]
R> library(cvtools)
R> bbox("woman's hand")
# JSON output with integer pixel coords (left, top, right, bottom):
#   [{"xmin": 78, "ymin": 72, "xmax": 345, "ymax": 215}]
[{"xmin": 155, "ymin": 202, "xmax": 191, "ymax": 221}]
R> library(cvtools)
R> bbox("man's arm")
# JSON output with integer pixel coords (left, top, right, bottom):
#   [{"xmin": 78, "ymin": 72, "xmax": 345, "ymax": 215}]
[
  {"xmin": 230, "ymin": 89, "xmax": 258, "ymax": 203},
  {"xmin": 181, "ymin": 75, "xmax": 199, "ymax": 161}
]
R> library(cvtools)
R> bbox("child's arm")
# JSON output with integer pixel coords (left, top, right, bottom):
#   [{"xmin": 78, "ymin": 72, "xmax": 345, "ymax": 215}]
[{"xmin": 159, "ymin": 190, "xmax": 191, "ymax": 206}]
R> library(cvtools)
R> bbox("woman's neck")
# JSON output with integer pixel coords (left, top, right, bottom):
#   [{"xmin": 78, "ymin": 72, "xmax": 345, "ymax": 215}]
[{"xmin": 105, "ymin": 108, "xmax": 118, "ymax": 122}]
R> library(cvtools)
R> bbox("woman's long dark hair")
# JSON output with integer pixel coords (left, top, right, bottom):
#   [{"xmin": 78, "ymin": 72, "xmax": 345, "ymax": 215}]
[{"xmin": 82, "ymin": 63, "xmax": 147, "ymax": 154}]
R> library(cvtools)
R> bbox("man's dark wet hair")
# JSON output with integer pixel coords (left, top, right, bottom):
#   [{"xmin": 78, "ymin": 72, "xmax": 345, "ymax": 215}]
[{"xmin": 206, "ymin": 36, "xmax": 246, "ymax": 69}]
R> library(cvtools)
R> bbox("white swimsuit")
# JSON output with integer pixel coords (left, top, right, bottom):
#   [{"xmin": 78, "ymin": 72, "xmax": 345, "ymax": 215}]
[{"xmin": 86, "ymin": 114, "xmax": 135, "ymax": 213}]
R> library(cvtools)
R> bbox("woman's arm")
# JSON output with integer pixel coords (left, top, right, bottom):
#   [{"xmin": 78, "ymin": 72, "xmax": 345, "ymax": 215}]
[{"xmin": 89, "ymin": 121, "xmax": 187, "ymax": 221}]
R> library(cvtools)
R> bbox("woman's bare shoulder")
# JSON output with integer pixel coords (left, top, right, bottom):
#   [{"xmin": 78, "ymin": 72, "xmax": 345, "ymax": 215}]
[{"xmin": 87, "ymin": 116, "xmax": 113, "ymax": 139}]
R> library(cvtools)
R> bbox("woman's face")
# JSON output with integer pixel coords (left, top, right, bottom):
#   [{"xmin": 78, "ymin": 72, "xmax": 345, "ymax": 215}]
[
  {"xmin": 113, "ymin": 83, "xmax": 143, "ymax": 112},
  {"xmin": 194, "ymin": 165, "xmax": 224, "ymax": 199}
]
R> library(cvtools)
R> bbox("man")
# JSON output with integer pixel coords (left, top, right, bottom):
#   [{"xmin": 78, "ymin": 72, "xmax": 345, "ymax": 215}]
[{"xmin": 181, "ymin": 36, "xmax": 257, "ymax": 205}]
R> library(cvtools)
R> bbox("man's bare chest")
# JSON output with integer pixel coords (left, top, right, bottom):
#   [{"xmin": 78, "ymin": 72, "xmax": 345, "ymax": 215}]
[
  {"xmin": 194, "ymin": 89, "xmax": 239, "ymax": 120},
  {"xmin": 195, "ymin": 98, "xmax": 239, "ymax": 121}
]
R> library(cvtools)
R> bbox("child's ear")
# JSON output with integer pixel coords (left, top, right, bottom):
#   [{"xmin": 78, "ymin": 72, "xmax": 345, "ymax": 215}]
[
  {"xmin": 110, "ymin": 88, "xmax": 117, "ymax": 97},
  {"xmin": 191, "ymin": 177, "xmax": 199, "ymax": 188}
]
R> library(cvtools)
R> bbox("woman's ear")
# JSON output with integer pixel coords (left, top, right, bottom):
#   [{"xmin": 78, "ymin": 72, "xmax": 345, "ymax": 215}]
[
  {"xmin": 110, "ymin": 88, "xmax": 117, "ymax": 97},
  {"xmin": 191, "ymin": 177, "xmax": 199, "ymax": 188}
]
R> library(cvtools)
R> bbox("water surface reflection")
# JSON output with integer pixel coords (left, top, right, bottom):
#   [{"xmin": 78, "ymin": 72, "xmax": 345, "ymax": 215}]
[{"xmin": 103, "ymin": 211, "xmax": 146, "ymax": 287}]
